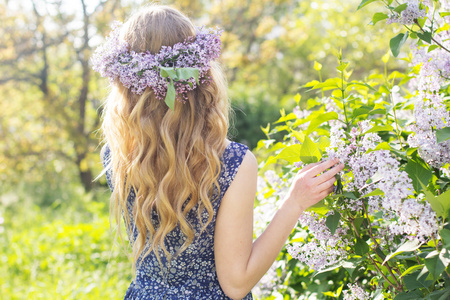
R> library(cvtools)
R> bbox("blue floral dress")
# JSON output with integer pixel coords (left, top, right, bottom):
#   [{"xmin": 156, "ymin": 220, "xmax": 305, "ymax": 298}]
[{"xmin": 102, "ymin": 142, "xmax": 253, "ymax": 300}]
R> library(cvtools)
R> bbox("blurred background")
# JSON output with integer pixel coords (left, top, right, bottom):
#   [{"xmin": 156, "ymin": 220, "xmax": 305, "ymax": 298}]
[{"xmin": 0, "ymin": 0, "xmax": 399, "ymax": 298}]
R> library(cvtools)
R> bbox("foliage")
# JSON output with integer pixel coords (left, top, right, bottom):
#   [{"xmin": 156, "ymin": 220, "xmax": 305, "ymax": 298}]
[
  {"xmin": 0, "ymin": 189, "xmax": 132, "ymax": 299},
  {"xmin": 255, "ymin": 0, "xmax": 450, "ymax": 298}
]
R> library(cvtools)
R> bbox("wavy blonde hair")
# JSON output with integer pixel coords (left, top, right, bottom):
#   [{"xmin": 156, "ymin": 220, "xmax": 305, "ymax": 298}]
[{"xmin": 100, "ymin": 5, "xmax": 229, "ymax": 274}]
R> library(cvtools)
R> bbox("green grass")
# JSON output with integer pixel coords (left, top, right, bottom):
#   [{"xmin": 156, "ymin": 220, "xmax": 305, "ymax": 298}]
[{"xmin": 1, "ymin": 191, "xmax": 132, "ymax": 299}]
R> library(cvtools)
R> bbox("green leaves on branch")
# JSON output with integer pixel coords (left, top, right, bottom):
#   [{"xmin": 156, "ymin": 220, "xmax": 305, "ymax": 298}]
[
  {"xmin": 371, "ymin": 12, "xmax": 388, "ymax": 25},
  {"xmin": 160, "ymin": 67, "xmax": 199, "ymax": 110}
]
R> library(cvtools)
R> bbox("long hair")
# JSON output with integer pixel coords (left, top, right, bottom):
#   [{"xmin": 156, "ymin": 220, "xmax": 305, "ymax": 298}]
[{"xmin": 100, "ymin": 5, "xmax": 229, "ymax": 274}]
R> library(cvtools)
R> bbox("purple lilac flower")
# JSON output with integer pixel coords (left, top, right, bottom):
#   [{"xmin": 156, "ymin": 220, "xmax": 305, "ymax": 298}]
[
  {"xmin": 386, "ymin": 0, "xmax": 426, "ymax": 25},
  {"xmin": 325, "ymin": 121, "xmax": 438, "ymax": 241},
  {"xmin": 287, "ymin": 211, "xmax": 352, "ymax": 271},
  {"xmin": 92, "ymin": 22, "xmax": 223, "ymax": 102}
]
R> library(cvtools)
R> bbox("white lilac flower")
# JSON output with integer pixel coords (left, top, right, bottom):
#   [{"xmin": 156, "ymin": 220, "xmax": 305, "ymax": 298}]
[
  {"xmin": 342, "ymin": 283, "xmax": 370, "ymax": 300},
  {"xmin": 407, "ymin": 93, "xmax": 450, "ymax": 168},
  {"xmin": 287, "ymin": 211, "xmax": 352, "ymax": 271}
]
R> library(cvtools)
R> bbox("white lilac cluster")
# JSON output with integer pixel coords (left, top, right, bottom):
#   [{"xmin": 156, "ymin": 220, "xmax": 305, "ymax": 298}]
[
  {"xmin": 342, "ymin": 283, "xmax": 371, "ymax": 300},
  {"xmin": 287, "ymin": 211, "xmax": 352, "ymax": 271},
  {"xmin": 92, "ymin": 21, "xmax": 222, "ymax": 100},
  {"xmin": 386, "ymin": 0, "xmax": 426, "ymax": 25},
  {"xmin": 325, "ymin": 121, "xmax": 438, "ymax": 241},
  {"xmin": 398, "ymin": 2, "xmax": 450, "ymax": 168},
  {"xmin": 407, "ymin": 64, "xmax": 450, "ymax": 168}
]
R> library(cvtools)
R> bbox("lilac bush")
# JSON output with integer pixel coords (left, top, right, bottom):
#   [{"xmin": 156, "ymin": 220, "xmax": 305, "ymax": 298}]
[{"xmin": 256, "ymin": 0, "xmax": 450, "ymax": 298}]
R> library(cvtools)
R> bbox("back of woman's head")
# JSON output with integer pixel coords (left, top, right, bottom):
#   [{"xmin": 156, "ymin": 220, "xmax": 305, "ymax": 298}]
[{"xmin": 100, "ymin": 5, "xmax": 229, "ymax": 272}]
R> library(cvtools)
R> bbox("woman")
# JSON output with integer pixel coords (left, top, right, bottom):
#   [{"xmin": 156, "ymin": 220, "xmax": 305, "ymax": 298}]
[{"xmin": 94, "ymin": 5, "xmax": 343, "ymax": 300}]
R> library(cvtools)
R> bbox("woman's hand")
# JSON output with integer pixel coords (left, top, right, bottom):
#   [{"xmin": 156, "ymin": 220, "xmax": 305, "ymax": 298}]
[{"xmin": 285, "ymin": 159, "xmax": 344, "ymax": 213}]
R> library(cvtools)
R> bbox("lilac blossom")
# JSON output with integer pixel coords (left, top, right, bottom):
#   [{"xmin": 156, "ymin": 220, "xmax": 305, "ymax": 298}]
[
  {"xmin": 287, "ymin": 211, "xmax": 352, "ymax": 271},
  {"xmin": 342, "ymin": 283, "xmax": 371, "ymax": 300},
  {"xmin": 324, "ymin": 120, "xmax": 438, "ymax": 241},
  {"xmin": 386, "ymin": 0, "xmax": 426, "ymax": 25}
]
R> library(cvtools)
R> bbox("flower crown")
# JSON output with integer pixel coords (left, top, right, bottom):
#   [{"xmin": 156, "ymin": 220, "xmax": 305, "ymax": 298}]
[{"xmin": 92, "ymin": 21, "xmax": 223, "ymax": 110}]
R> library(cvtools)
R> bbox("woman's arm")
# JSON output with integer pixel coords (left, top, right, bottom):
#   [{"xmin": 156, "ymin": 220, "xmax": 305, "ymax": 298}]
[{"xmin": 214, "ymin": 151, "xmax": 343, "ymax": 299}]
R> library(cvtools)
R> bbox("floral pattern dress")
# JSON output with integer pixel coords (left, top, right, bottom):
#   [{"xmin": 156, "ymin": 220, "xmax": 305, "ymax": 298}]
[{"xmin": 102, "ymin": 142, "xmax": 253, "ymax": 300}]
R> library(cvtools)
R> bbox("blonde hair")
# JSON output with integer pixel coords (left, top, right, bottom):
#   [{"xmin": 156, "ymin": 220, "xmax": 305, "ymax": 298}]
[{"xmin": 100, "ymin": 5, "xmax": 229, "ymax": 274}]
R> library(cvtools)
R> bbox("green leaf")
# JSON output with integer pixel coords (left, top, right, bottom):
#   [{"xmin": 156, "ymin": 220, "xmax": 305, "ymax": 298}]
[
  {"xmin": 164, "ymin": 80, "xmax": 176, "ymax": 110},
  {"xmin": 276, "ymin": 144, "xmax": 302, "ymax": 163},
  {"xmin": 300, "ymin": 136, "xmax": 321, "ymax": 164},
  {"xmin": 366, "ymin": 141, "xmax": 390, "ymax": 153},
  {"xmin": 176, "ymin": 67, "xmax": 200, "ymax": 84},
  {"xmin": 307, "ymin": 202, "xmax": 329, "ymax": 216},
  {"xmin": 354, "ymin": 238, "xmax": 369, "ymax": 255},
  {"xmin": 313, "ymin": 259, "xmax": 359, "ymax": 277},
  {"xmin": 383, "ymin": 239, "xmax": 422, "ymax": 265},
  {"xmin": 325, "ymin": 211, "xmax": 341, "ymax": 235},
  {"xmin": 440, "ymin": 228, "xmax": 450, "ymax": 249},
  {"xmin": 371, "ymin": 12, "xmax": 389, "ymax": 25},
  {"xmin": 312, "ymin": 78, "xmax": 341, "ymax": 90},
  {"xmin": 436, "ymin": 126, "xmax": 450, "ymax": 143},
  {"xmin": 336, "ymin": 61, "xmax": 349, "ymax": 72},
  {"xmin": 368, "ymin": 108, "xmax": 387, "ymax": 115},
  {"xmin": 347, "ymin": 81, "xmax": 378, "ymax": 92},
  {"xmin": 393, "ymin": 3, "xmax": 407, "ymax": 13},
  {"xmin": 424, "ymin": 188, "xmax": 450, "ymax": 219},
  {"xmin": 364, "ymin": 124, "xmax": 393, "ymax": 134},
  {"xmin": 394, "ymin": 290, "xmax": 424, "ymax": 300},
  {"xmin": 403, "ymin": 270, "xmax": 433, "ymax": 291},
  {"xmin": 417, "ymin": 31, "xmax": 432, "ymax": 44},
  {"xmin": 424, "ymin": 249, "xmax": 450, "ymax": 280},
  {"xmin": 317, "ymin": 136, "xmax": 330, "ymax": 151},
  {"xmin": 330, "ymin": 192, "xmax": 357, "ymax": 200},
  {"xmin": 404, "ymin": 159, "xmax": 432, "ymax": 193},
  {"xmin": 400, "ymin": 264, "xmax": 424, "ymax": 278},
  {"xmin": 428, "ymin": 44, "xmax": 440, "ymax": 52},
  {"xmin": 360, "ymin": 188, "xmax": 384, "ymax": 198},
  {"xmin": 427, "ymin": 287, "xmax": 450, "ymax": 300},
  {"xmin": 390, "ymin": 32, "xmax": 409, "ymax": 57},
  {"xmin": 357, "ymin": 0, "xmax": 378, "ymax": 10},
  {"xmin": 352, "ymin": 105, "xmax": 373, "ymax": 118},
  {"xmin": 160, "ymin": 67, "xmax": 177, "ymax": 79},
  {"xmin": 305, "ymin": 111, "xmax": 339, "ymax": 134}
]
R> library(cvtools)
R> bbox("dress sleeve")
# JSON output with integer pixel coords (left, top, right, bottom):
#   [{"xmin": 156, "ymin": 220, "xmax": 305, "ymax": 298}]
[
  {"xmin": 100, "ymin": 143, "xmax": 138, "ymax": 244},
  {"xmin": 216, "ymin": 142, "xmax": 249, "ymax": 204},
  {"xmin": 100, "ymin": 144, "xmax": 114, "ymax": 192}
]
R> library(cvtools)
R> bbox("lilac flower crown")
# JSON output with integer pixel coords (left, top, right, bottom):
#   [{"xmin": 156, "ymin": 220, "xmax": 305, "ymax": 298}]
[{"xmin": 92, "ymin": 21, "xmax": 223, "ymax": 110}]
